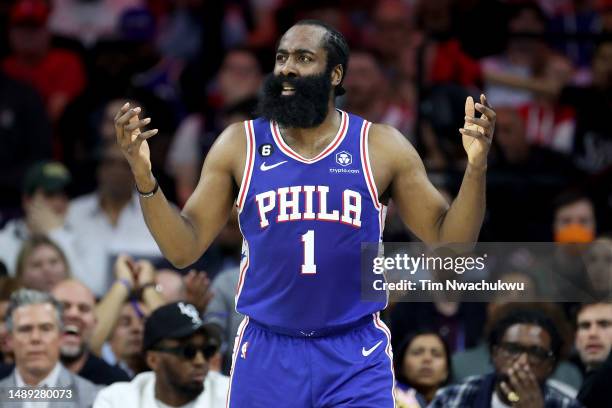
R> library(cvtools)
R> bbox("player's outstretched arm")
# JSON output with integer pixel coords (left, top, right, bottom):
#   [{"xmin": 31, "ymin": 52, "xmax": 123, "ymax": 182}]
[
  {"xmin": 114, "ymin": 103, "xmax": 243, "ymax": 268},
  {"xmin": 375, "ymin": 94, "xmax": 494, "ymax": 244}
]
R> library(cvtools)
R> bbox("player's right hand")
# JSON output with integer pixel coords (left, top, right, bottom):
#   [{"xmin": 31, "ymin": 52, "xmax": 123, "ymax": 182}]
[{"xmin": 114, "ymin": 102, "xmax": 158, "ymax": 176}]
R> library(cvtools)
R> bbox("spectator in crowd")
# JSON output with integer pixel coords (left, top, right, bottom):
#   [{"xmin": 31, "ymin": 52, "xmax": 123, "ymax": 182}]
[
  {"xmin": 452, "ymin": 302, "xmax": 583, "ymax": 395},
  {"xmin": 14, "ymin": 235, "xmax": 71, "ymax": 293},
  {"xmin": 0, "ymin": 289, "xmax": 99, "ymax": 407},
  {"xmin": 0, "ymin": 72, "xmax": 51, "ymax": 215},
  {"xmin": 90, "ymin": 256, "xmax": 165, "ymax": 377},
  {"xmin": 90, "ymin": 256, "xmax": 166, "ymax": 357},
  {"xmin": 2, "ymin": 0, "xmax": 86, "ymax": 124},
  {"xmin": 482, "ymin": 2, "xmax": 551, "ymax": 107},
  {"xmin": 65, "ymin": 144, "xmax": 163, "ymax": 296},
  {"xmin": 100, "ymin": 301, "xmax": 149, "ymax": 379},
  {"xmin": 583, "ymin": 238, "xmax": 612, "ymax": 299},
  {"xmin": 51, "ymin": 279, "xmax": 131, "ymax": 385},
  {"xmin": 431, "ymin": 309, "xmax": 583, "ymax": 407},
  {"xmin": 0, "ymin": 161, "xmax": 81, "ymax": 278},
  {"xmin": 393, "ymin": 329, "xmax": 451, "ymax": 407},
  {"xmin": 574, "ymin": 302, "xmax": 612, "ymax": 373},
  {"xmin": 553, "ymin": 190, "xmax": 596, "ymax": 243},
  {"xmin": 169, "ymin": 48, "xmax": 262, "ymax": 204},
  {"xmin": 342, "ymin": 49, "xmax": 414, "ymax": 138},
  {"xmin": 94, "ymin": 302, "xmax": 229, "ymax": 407}
]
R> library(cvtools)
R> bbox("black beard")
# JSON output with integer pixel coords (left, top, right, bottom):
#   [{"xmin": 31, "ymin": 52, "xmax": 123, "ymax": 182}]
[{"xmin": 257, "ymin": 70, "xmax": 332, "ymax": 128}]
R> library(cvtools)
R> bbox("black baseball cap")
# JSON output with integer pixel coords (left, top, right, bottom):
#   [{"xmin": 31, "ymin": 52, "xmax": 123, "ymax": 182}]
[
  {"xmin": 143, "ymin": 302, "xmax": 219, "ymax": 351},
  {"xmin": 23, "ymin": 161, "xmax": 71, "ymax": 196}
]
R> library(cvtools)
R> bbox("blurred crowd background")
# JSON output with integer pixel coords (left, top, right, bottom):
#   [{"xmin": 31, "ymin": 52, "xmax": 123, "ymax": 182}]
[{"xmin": 0, "ymin": 0, "xmax": 611, "ymax": 406}]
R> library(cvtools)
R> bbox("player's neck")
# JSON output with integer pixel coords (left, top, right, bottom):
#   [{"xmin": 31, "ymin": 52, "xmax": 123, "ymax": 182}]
[{"xmin": 278, "ymin": 102, "xmax": 341, "ymax": 156}]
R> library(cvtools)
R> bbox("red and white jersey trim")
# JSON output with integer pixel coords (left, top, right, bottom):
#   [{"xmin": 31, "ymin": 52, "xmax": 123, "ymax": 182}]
[
  {"xmin": 270, "ymin": 110, "xmax": 349, "ymax": 164},
  {"xmin": 372, "ymin": 312, "xmax": 397, "ymax": 407},
  {"xmin": 236, "ymin": 120, "xmax": 255, "ymax": 213},
  {"xmin": 226, "ymin": 316, "xmax": 250, "ymax": 408}
]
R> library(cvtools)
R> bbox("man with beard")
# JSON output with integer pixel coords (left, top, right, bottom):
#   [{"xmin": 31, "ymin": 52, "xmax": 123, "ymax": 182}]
[
  {"xmin": 94, "ymin": 302, "xmax": 228, "ymax": 407},
  {"xmin": 114, "ymin": 20, "xmax": 495, "ymax": 407},
  {"xmin": 51, "ymin": 279, "xmax": 130, "ymax": 385}
]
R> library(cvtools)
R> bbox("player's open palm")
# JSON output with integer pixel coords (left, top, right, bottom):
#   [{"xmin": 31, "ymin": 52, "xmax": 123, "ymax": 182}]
[
  {"xmin": 114, "ymin": 102, "xmax": 158, "ymax": 175},
  {"xmin": 460, "ymin": 94, "xmax": 495, "ymax": 168}
]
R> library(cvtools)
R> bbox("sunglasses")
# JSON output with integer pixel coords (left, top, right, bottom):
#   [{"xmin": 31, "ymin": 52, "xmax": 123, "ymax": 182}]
[
  {"xmin": 497, "ymin": 342, "xmax": 554, "ymax": 364},
  {"xmin": 151, "ymin": 343, "xmax": 218, "ymax": 360}
]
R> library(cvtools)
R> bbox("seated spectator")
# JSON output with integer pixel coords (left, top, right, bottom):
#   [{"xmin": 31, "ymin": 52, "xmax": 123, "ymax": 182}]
[
  {"xmin": 15, "ymin": 235, "xmax": 71, "ymax": 292},
  {"xmin": 0, "ymin": 289, "xmax": 99, "ymax": 406},
  {"xmin": 342, "ymin": 49, "xmax": 414, "ymax": 138},
  {"xmin": 0, "ymin": 161, "xmax": 81, "ymax": 277},
  {"xmin": 393, "ymin": 330, "xmax": 451, "ymax": 407},
  {"xmin": 51, "ymin": 279, "xmax": 130, "ymax": 385},
  {"xmin": 90, "ymin": 255, "xmax": 166, "ymax": 359},
  {"xmin": 574, "ymin": 302, "xmax": 612, "ymax": 374},
  {"xmin": 431, "ymin": 309, "xmax": 583, "ymax": 407},
  {"xmin": 2, "ymin": 0, "xmax": 86, "ymax": 123},
  {"xmin": 453, "ymin": 302, "xmax": 583, "ymax": 395},
  {"xmin": 66, "ymin": 144, "xmax": 163, "ymax": 296},
  {"xmin": 481, "ymin": 2, "xmax": 550, "ymax": 107},
  {"xmin": 100, "ymin": 301, "xmax": 149, "ymax": 379},
  {"xmin": 94, "ymin": 302, "xmax": 229, "ymax": 407}
]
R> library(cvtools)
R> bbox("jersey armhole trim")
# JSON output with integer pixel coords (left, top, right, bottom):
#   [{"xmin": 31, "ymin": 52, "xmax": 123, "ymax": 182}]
[
  {"xmin": 360, "ymin": 120, "xmax": 382, "ymax": 211},
  {"xmin": 236, "ymin": 120, "xmax": 255, "ymax": 212}
]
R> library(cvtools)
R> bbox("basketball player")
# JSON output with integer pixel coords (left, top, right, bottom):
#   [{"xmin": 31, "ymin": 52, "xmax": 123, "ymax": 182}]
[{"xmin": 114, "ymin": 20, "xmax": 495, "ymax": 407}]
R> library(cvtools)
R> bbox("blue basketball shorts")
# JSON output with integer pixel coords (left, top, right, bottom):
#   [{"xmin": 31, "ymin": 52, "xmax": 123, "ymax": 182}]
[{"xmin": 226, "ymin": 313, "xmax": 395, "ymax": 407}]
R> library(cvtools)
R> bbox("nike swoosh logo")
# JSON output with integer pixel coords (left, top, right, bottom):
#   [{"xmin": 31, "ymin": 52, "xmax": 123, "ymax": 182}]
[
  {"xmin": 260, "ymin": 161, "xmax": 287, "ymax": 171},
  {"xmin": 362, "ymin": 340, "xmax": 384, "ymax": 357}
]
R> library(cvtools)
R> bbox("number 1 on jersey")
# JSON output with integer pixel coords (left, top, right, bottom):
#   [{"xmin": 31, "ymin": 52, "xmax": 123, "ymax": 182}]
[{"xmin": 301, "ymin": 230, "xmax": 317, "ymax": 274}]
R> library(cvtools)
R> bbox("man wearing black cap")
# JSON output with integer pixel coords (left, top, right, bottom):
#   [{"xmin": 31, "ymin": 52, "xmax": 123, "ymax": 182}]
[
  {"xmin": 0, "ymin": 160, "xmax": 81, "ymax": 277},
  {"xmin": 94, "ymin": 301, "xmax": 229, "ymax": 407}
]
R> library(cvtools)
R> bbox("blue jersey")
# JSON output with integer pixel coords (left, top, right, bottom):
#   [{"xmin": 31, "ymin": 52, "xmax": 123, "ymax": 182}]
[{"xmin": 235, "ymin": 110, "xmax": 387, "ymax": 333}]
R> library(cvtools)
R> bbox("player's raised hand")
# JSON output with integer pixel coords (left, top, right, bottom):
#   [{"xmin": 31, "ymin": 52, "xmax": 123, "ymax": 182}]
[
  {"xmin": 114, "ymin": 102, "xmax": 158, "ymax": 175},
  {"xmin": 459, "ymin": 94, "xmax": 495, "ymax": 168}
]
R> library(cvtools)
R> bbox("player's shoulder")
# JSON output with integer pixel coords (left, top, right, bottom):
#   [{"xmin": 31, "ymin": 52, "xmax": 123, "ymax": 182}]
[
  {"xmin": 207, "ymin": 121, "xmax": 247, "ymax": 160},
  {"xmin": 367, "ymin": 122, "xmax": 416, "ymax": 157}
]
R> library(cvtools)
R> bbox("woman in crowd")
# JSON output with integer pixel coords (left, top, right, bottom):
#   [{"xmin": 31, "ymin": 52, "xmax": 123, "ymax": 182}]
[
  {"xmin": 15, "ymin": 235, "xmax": 70, "ymax": 292},
  {"xmin": 394, "ymin": 329, "xmax": 452, "ymax": 408}
]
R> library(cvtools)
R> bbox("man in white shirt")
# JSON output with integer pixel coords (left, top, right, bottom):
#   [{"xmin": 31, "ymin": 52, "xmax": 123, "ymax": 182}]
[
  {"xmin": 65, "ymin": 145, "xmax": 163, "ymax": 296},
  {"xmin": 94, "ymin": 302, "xmax": 229, "ymax": 407},
  {"xmin": 0, "ymin": 288, "xmax": 99, "ymax": 407}
]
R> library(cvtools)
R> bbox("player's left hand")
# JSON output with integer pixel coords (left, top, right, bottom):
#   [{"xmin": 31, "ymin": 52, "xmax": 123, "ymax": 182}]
[{"xmin": 460, "ymin": 94, "xmax": 495, "ymax": 168}]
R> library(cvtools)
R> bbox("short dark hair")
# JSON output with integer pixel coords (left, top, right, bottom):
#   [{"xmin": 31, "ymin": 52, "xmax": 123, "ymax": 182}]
[
  {"xmin": 393, "ymin": 329, "xmax": 453, "ymax": 387},
  {"xmin": 574, "ymin": 301, "xmax": 612, "ymax": 323},
  {"xmin": 293, "ymin": 19, "xmax": 350, "ymax": 96},
  {"xmin": 552, "ymin": 189, "xmax": 593, "ymax": 215},
  {"xmin": 488, "ymin": 309, "xmax": 562, "ymax": 362}
]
